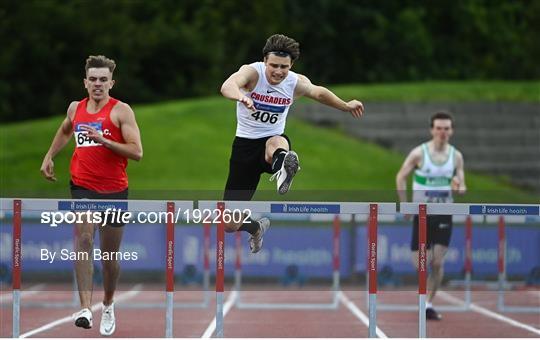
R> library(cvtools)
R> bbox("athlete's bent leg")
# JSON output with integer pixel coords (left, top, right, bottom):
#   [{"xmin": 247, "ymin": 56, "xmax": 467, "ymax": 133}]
[
  {"xmin": 265, "ymin": 136, "xmax": 290, "ymax": 165},
  {"xmin": 266, "ymin": 136, "xmax": 299, "ymax": 194}
]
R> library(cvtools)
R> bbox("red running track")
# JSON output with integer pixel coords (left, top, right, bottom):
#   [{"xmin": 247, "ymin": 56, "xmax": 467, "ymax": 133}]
[{"xmin": 1, "ymin": 283, "xmax": 538, "ymax": 338}]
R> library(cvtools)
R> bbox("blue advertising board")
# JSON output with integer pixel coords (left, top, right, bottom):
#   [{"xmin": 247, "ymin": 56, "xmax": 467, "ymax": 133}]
[
  {"xmin": 355, "ymin": 224, "xmax": 540, "ymax": 275},
  {"xmin": 0, "ymin": 221, "xmax": 538, "ymax": 278},
  {"xmin": 0, "ymin": 222, "xmax": 349, "ymax": 278}
]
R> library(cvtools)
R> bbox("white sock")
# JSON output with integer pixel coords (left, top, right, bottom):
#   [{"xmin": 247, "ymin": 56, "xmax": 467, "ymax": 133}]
[{"xmin": 426, "ymin": 302, "xmax": 433, "ymax": 309}]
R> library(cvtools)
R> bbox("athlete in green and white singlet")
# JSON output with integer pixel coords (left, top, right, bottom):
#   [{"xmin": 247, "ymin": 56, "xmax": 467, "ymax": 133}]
[
  {"xmin": 396, "ymin": 112, "xmax": 466, "ymax": 321},
  {"xmin": 412, "ymin": 143, "xmax": 456, "ymax": 203}
]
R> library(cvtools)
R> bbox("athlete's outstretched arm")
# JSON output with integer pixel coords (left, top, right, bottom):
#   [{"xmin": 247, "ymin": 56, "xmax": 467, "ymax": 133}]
[
  {"xmin": 40, "ymin": 102, "xmax": 77, "ymax": 181},
  {"xmin": 452, "ymin": 150, "xmax": 467, "ymax": 195},
  {"xmin": 220, "ymin": 65, "xmax": 258, "ymax": 111},
  {"xmin": 396, "ymin": 146, "xmax": 422, "ymax": 203},
  {"xmin": 295, "ymin": 75, "xmax": 364, "ymax": 118},
  {"xmin": 79, "ymin": 103, "xmax": 143, "ymax": 161}
]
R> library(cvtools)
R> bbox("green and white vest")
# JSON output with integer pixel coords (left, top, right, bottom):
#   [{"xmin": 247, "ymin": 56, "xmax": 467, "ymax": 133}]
[{"xmin": 412, "ymin": 143, "xmax": 455, "ymax": 203}]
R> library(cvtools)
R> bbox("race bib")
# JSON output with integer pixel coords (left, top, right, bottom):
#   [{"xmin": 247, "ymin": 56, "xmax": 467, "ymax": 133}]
[
  {"xmin": 249, "ymin": 102, "xmax": 284, "ymax": 125},
  {"xmin": 425, "ymin": 190, "xmax": 451, "ymax": 203},
  {"xmin": 74, "ymin": 122, "xmax": 102, "ymax": 147}
]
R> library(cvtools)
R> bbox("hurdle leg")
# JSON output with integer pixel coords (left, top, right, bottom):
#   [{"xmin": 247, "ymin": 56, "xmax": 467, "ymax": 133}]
[
  {"xmin": 165, "ymin": 202, "xmax": 175, "ymax": 338},
  {"xmin": 368, "ymin": 204, "xmax": 378, "ymax": 338},
  {"xmin": 464, "ymin": 215, "xmax": 473, "ymax": 309},
  {"xmin": 332, "ymin": 215, "xmax": 340, "ymax": 308},
  {"xmin": 203, "ymin": 223, "xmax": 211, "ymax": 307},
  {"xmin": 234, "ymin": 231, "xmax": 242, "ymax": 291},
  {"xmin": 215, "ymin": 202, "xmax": 225, "ymax": 337},
  {"xmin": 418, "ymin": 204, "xmax": 427, "ymax": 338},
  {"xmin": 12, "ymin": 199, "xmax": 22, "ymax": 338},
  {"xmin": 497, "ymin": 216, "xmax": 506, "ymax": 311}
]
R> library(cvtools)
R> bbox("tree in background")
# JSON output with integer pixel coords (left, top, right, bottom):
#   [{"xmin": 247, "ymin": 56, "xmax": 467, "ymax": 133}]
[{"xmin": 1, "ymin": 0, "xmax": 538, "ymax": 122}]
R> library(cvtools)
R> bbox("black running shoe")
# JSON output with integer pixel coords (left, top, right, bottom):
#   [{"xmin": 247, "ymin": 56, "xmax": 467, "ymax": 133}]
[{"xmin": 426, "ymin": 307, "xmax": 442, "ymax": 320}]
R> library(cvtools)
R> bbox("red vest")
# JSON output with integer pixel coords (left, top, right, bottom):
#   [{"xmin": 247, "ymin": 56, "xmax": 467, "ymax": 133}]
[{"xmin": 70, "ymin": 97, "xmax": 128, "ymax": 193}]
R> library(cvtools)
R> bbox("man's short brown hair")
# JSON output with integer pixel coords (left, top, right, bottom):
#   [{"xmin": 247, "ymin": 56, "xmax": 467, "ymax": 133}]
[
  {"xmin": 85, "ymin": 55, "xmax": 116, "ymax": 74},
  {"xmin": 262, "ymin": 34, "xmax": 300, "ymax": 61},
  {"xmin": 430, "ymin": 111, "xmax": 454, "ymax": 128}
]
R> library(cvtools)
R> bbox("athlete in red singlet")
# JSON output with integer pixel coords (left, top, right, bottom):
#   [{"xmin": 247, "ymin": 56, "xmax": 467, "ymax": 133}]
[
  {"xmin": 40, "ymin": 55, "xmax": 143, "ymax": 336},
  {"xmin": 70, "ymin": 96, "xmax": 128, "ymax": 192}
]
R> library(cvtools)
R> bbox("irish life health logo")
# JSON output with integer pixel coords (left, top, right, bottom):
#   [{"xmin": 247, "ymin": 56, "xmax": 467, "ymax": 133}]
[{"xmin": 469, "ymin": 205, "xmax": 539, "ymax": 216}]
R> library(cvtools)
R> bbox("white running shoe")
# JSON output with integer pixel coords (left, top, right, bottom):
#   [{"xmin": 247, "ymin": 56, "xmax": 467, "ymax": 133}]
[
  {"xmin": 73, "ymin": 308, "xmax": 93, "ymax": 329},
  {"xmin": 100, "ymin": 302, "xmax": 116, "ymax": 336},
  {"xmin": 248, "ymin": 218, "xmax": 270, "ymax": 253},
  {"xmin": 269, "ymin": 151, "xmax": 299, "ymax": 195}
]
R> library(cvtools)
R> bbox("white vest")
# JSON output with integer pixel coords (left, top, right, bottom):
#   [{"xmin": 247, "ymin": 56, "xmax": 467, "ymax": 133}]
[
  {"xmin": 412, "ymin": 143, "xmax": 456, "ymax": 203},
  {"xmin": 235, "ymin": 62, "xmax": 298, "ymax": 138}
]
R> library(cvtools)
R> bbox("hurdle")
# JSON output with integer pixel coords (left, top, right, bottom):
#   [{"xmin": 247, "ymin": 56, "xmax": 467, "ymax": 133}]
[
  {"xmin": 374, "ymin": 203, "xmax": 473, "ymax": 313},
  {"xmin": 2, "ymin": 198, "xmax": 193, "ymax": 338},
  {"xmin": 366, "ymin": 203, "xmax": 431, "ymax": 337},
  {"xmin": 367, "ymin": 204, "xmax": 378, "ymax": 338},
  {"xmin": 199, "ymin": 200, "xmax": 396, "ymax": 338},
  {"xmin": 495, "ymin": 214, "xmax": 540, "ymax": 313},
  {"xmin": 232, "ymin": 214, "xmax": 342, "ymax": 310},
  {"xmin": 123, "ymin": 221, "xmax": 211, "ymax": 310},
  {"xmin": 401, "ymin": 202, "xmax": 540, "ymax": 337}
]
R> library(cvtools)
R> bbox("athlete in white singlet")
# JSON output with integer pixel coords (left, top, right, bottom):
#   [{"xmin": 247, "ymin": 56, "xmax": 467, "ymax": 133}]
[
  {"xmin": 396, "ymin": 111, "xmax": 466, "ymax": 320},
  {"xmin": 221, "ymin": 34, "xmax": 364, "ymax": 253}
]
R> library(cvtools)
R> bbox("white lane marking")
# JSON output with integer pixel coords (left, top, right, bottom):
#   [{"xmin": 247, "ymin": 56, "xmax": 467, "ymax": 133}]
[
  {"xmin": 438, "ymin": 291, "xmax": 540, "ymax": 336},
  {"xmin": 20, "ymin": 284, "xmax": 142, "ymax": 338},
  {"xmin": 0, "ymin": 284, "xmax": 47, "ymax": 303},
  {"xmin": 339, "ymin": 291, "xmax": 388, "ymax": 338},
  {"xmin": 201, "ymin": 291, "xmax": 238, "ymax": 338}
]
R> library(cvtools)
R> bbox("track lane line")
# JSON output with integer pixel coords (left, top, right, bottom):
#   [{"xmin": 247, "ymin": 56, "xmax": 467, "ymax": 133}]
[
  {"xmin": 201, "ymin": 290, "xmax": 237, "ymax": 338},
  {"xmin": 339, "ymin": 291, "xmax": 388, "ymax": 338},
  {"xmin": 438, "ymin": 291, "xmax": 540, "ymax": 336},
  {"xmin": 20, "ymin": 284, "xmax": 143, "ymax": 338},
  {"xmin": 526, "ymin": 290, "xmax": 540, "ymax": 298},
  {"xmin": 0, "ymin": 284, "xmax": 46, "ymax": 303}
]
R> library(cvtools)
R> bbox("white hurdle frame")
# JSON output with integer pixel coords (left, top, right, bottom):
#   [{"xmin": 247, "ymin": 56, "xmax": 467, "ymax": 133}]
[
  {"xmin": 2, "ymin": 198, "xmax": 193, "ymax": 338},
  {"xmin": 199, "ymin": 200, "xmax": 396, "ymax": 338}
]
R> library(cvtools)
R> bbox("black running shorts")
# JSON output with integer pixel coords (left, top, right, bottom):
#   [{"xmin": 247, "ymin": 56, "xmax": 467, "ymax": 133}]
[
  {"xmin": 410, "ymin": 214, "xmax": 453, "ymax": 250},
  {"xmin": 224, "ymin": 134, "xmax": 291, "ymax": 201},
  {"xmin": 70, "ymin": 181, "xmax": 129, "ymax": 227}
]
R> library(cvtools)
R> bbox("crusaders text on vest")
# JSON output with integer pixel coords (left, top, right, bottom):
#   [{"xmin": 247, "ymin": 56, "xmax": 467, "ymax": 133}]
[{"xmin": 235, "ymin": 62, "xmax": 298, "ymax": 138}]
